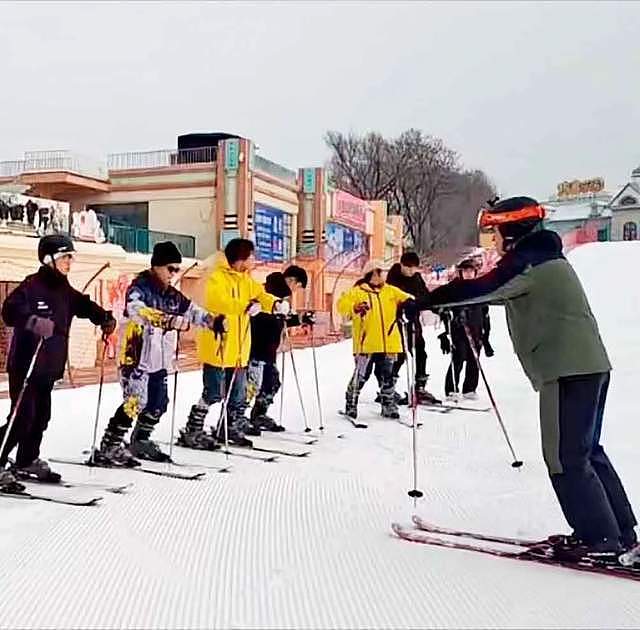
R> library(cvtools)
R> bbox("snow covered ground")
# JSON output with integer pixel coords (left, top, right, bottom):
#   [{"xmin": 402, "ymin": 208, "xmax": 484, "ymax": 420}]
[{"xmin": 1, "ymin": 241, "xmax": 639, "ymax": 629}]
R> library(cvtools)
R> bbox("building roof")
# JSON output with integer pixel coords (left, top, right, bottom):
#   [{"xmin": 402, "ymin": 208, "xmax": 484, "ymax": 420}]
[{"xmin": 543, "ymin": 200, "xmax": 611, "ymax": 223}]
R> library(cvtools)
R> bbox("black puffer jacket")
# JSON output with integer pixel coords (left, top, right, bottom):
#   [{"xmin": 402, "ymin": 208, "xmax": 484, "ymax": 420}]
[
  {"xmin": 386, "ymin": 263, "xmax": 429, "ymax": 300},
  {"xmin": 250, "ymin": 272, "xmax": 300, "ymax": 364},
  {"xmin": 2, "ymin": 265, "xmax": 111, "ymax": 379}
]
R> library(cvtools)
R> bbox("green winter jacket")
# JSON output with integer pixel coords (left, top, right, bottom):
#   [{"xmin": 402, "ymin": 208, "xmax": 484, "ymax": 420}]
[{"xmin": 425, "ymin": 230, "xmax": 611, "ymax": 391}]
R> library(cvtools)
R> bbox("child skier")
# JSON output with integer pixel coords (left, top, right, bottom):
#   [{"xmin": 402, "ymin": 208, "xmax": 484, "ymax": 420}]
[
  {"xmin": 0, "ymin": 235, "xmax": 116, "ymax": 490},
  {"xmin": 179, "ymin": 239, "xmax": 289, "ymax": 449},
  {"xmin": 337, "ymin": 261, "xmax": 414, "ymax": 420},
  {"xmin": 438, "ymin": 259, "xmax": 493, "ymax": 400},
  {"xmin": 406, "ymin": 196, "xmax": 637, "ymax": 561},
  {"xmin": 384, "ymin": 251, "xmax": 439, "ymax": 405},
  {"xmin": 94, "ymin": 241, "xmax": 225, "ymax": 466},
  {"xmin": 247, "ymin": 267, "xmax": 313, "ymax": 433}
]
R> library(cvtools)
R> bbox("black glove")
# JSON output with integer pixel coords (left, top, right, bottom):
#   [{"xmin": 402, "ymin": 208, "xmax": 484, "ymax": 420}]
[
  {"xmin": 438, "ymin": 332, "xmax": 451, "ymax": 354},
  {"xmin": 301, "ymin": 310, "xmax": 315, "ymax": 326},
  {"xmin": 398, "ymin": 299, "xmax": 419, "ymax": 323},
  {"xmin": 101, "ymin": 311, "xmax": 117, "ymax": 337},
  {"xmin": 163, "ymin": 314, "xmax": 191, "ymax": 332},
  {"xmin": 483, "ymin": 339, "xmax": 494, "ymax": 357},
  {"xmin": 25, "ymin": 315, "xmax": 55, "ymax": 339},
  {"xmin": 212, "ymin": 314, "xmax": 227, "ymax": 339}
]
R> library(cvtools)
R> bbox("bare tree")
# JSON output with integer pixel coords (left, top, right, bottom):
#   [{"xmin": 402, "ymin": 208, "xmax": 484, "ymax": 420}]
[{"xmin": 325, "ymin": 129, "xmax": 495, "ymax": 255}]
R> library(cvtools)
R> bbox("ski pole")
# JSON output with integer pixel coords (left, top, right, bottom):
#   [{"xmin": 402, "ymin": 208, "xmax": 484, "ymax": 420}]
[
  {"xmin": 282, "ymin": 323, "xmax": 311, "ymax": 432},
  {"xmin": 278, "ymin": 328, "xmax": 286, "ymax": 427},
  {"xmin": 88, "ymin": 335, "xmax": 109, "ymax": 466},
  {"xmin": 461, "ymin": 318, "xmax": 523, "ymax": 468},
  {"xmin": 400, "ymin": 321, "xmax": 423, "ymax": 499},
  {"xmin": 309, "ymin": 323, "xmax": 324, "ymax": 432},
  {"xmin": 0, "ymin": 338, "xmax": 44, "ymax": 468},
  {"xmin": 168, "ymin": 331, "xmax": 181, "ymax": 463}
]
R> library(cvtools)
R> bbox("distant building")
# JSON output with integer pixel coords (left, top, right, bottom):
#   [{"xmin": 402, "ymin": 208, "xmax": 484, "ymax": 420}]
[{"xmin": 607, "ymin": 166, "xmax": 640, "ymax": 241}]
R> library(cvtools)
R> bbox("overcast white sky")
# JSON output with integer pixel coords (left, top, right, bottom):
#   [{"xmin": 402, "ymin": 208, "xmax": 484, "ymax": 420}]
[{"xmin": 1, "ymin": 1, "xmax": 638, "ymax": 199}]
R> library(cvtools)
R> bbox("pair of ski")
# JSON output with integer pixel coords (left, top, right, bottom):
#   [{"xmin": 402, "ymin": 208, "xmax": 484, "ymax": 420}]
[
  {"xmin": 393, "ymin": 516, "xmax": 640, "ymax": 582},
  {"xmin": 0, "ymin": 476, "xmax": 134, "ymax": 506}
]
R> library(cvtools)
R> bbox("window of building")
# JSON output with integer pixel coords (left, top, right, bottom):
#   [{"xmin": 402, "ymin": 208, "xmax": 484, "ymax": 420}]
[
  {"xmin": 623, "ymin": 221, "xmax": 637, "ymax": 241},
  {"xmin": 620, "ymin": 196, "xmax": 638, "ymax": 207}
]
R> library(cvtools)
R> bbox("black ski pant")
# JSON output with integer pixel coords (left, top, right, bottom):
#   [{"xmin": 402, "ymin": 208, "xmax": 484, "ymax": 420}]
[
  {"xmin": 248, "ymin": 359, "xmax": 281, "ymax": 420},
  {"xmin": 348, "ymin": 353, "xmax": 397, "ymax": 411},
  {"xmin": 445, "ymin": 342, "xmax": 480, "ymax": 396},
  {"xmin": 0, "ymin": 371, "xmax": 55, "ymax": 468},
  {"xmin": 539, "ymin": 372, "xmax": 637, "ymax": 545}
]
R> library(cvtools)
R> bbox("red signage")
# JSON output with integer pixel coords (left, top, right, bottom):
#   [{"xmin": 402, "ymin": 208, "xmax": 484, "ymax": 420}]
[{"xmin": 333, "ymin": 190, "xmax": 369, "ymax": 231}]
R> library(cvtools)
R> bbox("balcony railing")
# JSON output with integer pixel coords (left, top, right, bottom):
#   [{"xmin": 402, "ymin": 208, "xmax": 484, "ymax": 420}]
[
  {"xmin": 252, "ymin": 154, "xmax": 297, "ymax": 185},
  {"xmin": 0, "ymin": 151, "xmax": 108, "ymax": 181},
  {"xmin": 96, "ymin": 214, "xmax": 195, "ymax": 258},
  {"xmin": 107, "ymin": 146, "xmax": 217, "ymax": 171}
]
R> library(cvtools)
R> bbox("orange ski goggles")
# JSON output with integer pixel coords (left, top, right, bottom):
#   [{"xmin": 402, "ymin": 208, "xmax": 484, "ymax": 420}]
[{"xmin": 477, "ymin": 204, "xmax": 546, "ymax": 229}]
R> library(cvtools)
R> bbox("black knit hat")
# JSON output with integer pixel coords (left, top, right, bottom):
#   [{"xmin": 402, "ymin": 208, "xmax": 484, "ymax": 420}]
[
  {"xmin": 265, "ymin": 272, "xmax": 292, "ymax": 299},
  {"xmin": 488, "ymin": 196, "xmax": 544, "ymax": 242},
  {"xmin": 151, "ymin": 241, "xmax": 182, "ymax": 267}
]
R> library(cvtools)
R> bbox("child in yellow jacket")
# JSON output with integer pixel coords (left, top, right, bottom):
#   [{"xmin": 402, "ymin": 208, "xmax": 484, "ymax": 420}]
[
  {"xmin": 179, "ymin": 239, "xmax": 288, "ymax": 448},
  {"xmin": 337, "ymin": 261, "xmax": 414, "ymax": 420}
]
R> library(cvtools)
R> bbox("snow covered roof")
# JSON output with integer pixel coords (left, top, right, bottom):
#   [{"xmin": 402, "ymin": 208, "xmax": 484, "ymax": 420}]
[{"xmin": 543, "ymin": 200, "xmax": 611, "ymax": 223}]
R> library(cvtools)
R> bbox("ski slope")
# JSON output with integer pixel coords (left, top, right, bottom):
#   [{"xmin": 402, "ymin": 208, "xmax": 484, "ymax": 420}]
[{"xmin": 1, "ymin": 241, "xmax": 639, "ymax": 629}]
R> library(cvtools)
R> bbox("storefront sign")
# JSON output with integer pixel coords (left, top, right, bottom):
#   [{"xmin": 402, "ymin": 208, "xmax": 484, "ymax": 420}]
[
  {"xmin": 224, "ymin": 139, "xmax": 240, "ymax": 172},
  {"xmin": 557, "ymin": 178, "xmax": 604, "ymax": 198},
  {"xmin": 254, "ymin": 203, "xmax": 285, "ymax": 262},
  {"xmin": 0, "ymin": 192, "xmax": 69, "ymax": 236},
  {"xmin": 303, "ymin": 168, "xmax": 316, "ymax": 194},
  {"xmin": 333, "ymin": 190, "xmax": 369, "ymax": 231},
  {"xmin": 325, "ymin": 221, "xmax": 368, "ymax": 270}
]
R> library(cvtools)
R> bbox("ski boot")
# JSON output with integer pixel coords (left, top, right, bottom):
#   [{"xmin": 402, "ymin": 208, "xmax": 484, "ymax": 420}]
[
  {"xmin": 463, "ymin": 391, "xmax": 479, "ymax": 401},
  {"xmin": 548, "ymin": 534, "xmax": 622, "ymax": 564},
  {"xmin": 177, "ymin": 428, "xmax": 220, "ymax": 450},
  {"xmin": 416, "ymin": 387, "xmax": 441, "ymax": 405},
  {"xmin": 344, "ymin": 398, "xmax": 358, "ymax": 420},
  {"xmin": 446, "ymin": 393, "xmax": 461, "ymax": 403},
  {"xmin": 90, "ymin": 443, "xmax": 140, "ymax": 468},
  {"xmin": 178, "ymin": 404, "xmax": 220, "ymax": 450},
  {"xmin": 14, "ymin": 458, "xmax": 61, "ymax": 484},
  {"xmin": 375, "ymin": 391, "xmax": 409, "ymax": 406},
  {"xmin": 251, "ymin": 413, "xmax": 285, "ymax": 433},
  {"xmin": 380, "ymin": 396, "xmax": 400, "ymax": 420},
  {"xmin": 130, "ymin": 413, "xmax": 172, "ymax": 463},
  {"xmin": 226, "ymin": 421, "xmax": 253, "ymax": 448},
  {"xmin": 0, "ymin": 469, "xmax": 26, "ymax": 494},
  {"xmin": 129, "ymin": 437, "xmax": 172, "ymax": 463}
]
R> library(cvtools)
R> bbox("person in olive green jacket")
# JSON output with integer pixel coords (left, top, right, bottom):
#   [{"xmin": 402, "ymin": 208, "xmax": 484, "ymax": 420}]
[{"xmin": 405, "ymin": 196, "xmax": 637, "ymax": 561}]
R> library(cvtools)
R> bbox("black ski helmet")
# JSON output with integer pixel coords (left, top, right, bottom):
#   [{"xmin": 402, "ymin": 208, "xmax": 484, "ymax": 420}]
[
  {"xmin": 456, "ymin": 258, "xmax": 478, "ymax": 278},
  {"xmin": 38, "ymin": 234, "xmax": 75, "ymax": 264},
  {"xmin": 478, "ymin": 196, "xmax": 546, "ymax": 247}
]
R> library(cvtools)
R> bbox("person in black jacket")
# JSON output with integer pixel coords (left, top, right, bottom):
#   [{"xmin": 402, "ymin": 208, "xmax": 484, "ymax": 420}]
[
  {"xmin": 0, "ymin": 235, "xmax": 116, "ymax": 489},
  {"xmin": 438, "ymin": 259, "xmax": 493, "ymax": 400},
  {"xmin": 380, "ymin": 252, "xmax": 439, "ymax": 405},
  {"xmin": 247, "ymin": 266, "xmax": 312, "ymax": 432}
]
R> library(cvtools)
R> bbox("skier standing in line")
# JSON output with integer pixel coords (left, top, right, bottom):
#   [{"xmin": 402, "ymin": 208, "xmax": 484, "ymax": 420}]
[
  {"xmin": 0, "ymin": 235, "xmax": 116, "ymax": 490},
  {"xmin": 247, "ymin": 266, "xmax": 314, "ymax": 433},
  {"xmin": 382, "ymin": 251, "xmax": 440, "ymax": 405},
  {"xmin": 404, "ymin": 196, "xmax": 637, "ymax": 560},
  {"xmin": 438, "ymin": 258, "xmax": 493, "ymax": 401},
  {"xmin": 337, "ymin": 261, "xmax": 415, "ymax": 420},
  {"xmin": 93, "ymin": 241, "xmax": 226, "ymax": 466},
  {"xmin": 179, "ymin": 238, "xmax": 289, "ymax": 449}
]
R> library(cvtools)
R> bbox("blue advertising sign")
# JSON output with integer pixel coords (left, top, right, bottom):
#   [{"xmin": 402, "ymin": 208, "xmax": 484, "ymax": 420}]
[
  {"xmin": 254, "ymin": 203, "xmax": 285, "ymax": 262},
  {"xmin": 325, "ymin": 222, "xmax": 367, "ymax": 270}
]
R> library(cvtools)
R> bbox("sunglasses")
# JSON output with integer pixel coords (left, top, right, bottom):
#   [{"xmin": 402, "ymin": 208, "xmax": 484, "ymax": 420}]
[{"xmin": 167, "ymin": 265, "xmax": 181, "ymax": 274}]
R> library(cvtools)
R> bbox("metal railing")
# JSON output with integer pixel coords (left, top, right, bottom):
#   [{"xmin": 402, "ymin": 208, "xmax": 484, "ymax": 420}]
[
  {"xmin": 0, "ymin": 151, "xmax": 109, "ymax": 181},
  {"xmin": 252, "ymin": 154, "xmax": 297, "ymax": 184},
  {"xmin": 96, "ymin": 214, "xmax": 195, "ymax": 257},
  {"xmin": 107, "ymin": 146, "xmax": 217, "ymax": 171}
]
